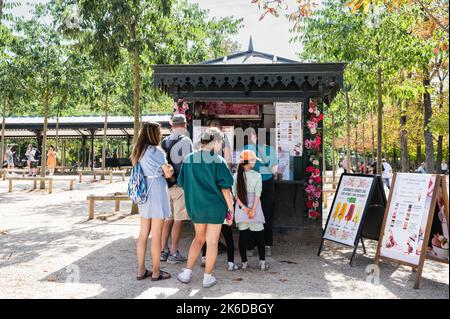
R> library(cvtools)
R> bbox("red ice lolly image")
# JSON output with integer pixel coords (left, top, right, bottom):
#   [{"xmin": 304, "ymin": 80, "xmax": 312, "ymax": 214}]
[{"xmin": 345, "ymin": 204, "xmax": 356, "ymax": 222}]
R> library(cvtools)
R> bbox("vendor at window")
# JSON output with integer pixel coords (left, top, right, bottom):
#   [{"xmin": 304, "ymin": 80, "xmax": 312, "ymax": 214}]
[{"xmin": 244, "ymin": 127, "xmax": 278, "ymax": 256}]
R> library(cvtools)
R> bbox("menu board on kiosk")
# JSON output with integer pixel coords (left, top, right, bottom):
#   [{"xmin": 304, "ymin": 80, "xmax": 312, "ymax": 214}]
[
  {"xmin": 375, "ymin": 173, "xmax": 449, "ymax": 289},
  {"xmin": 275, "ymin": 102, "xmax": 303, "ymax": 181}
]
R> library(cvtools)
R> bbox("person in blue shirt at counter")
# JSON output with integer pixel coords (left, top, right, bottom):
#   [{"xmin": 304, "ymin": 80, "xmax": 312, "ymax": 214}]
[{"xmin": 244, "ymin": 127, "xmax": 278, "ymax": 256}]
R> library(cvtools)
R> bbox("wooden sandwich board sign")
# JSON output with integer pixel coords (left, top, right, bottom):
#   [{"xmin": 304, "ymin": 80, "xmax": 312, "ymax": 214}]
[
  {"xmin": 318, "ymin": 173, "xmax": 387, "ymax": 266},
  {"xmin": 374, "ymin": 173, "xmax": 449, "ymax": 289}
]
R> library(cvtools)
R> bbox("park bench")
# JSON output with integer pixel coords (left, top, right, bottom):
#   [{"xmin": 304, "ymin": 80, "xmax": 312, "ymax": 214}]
[
  {"xmin": 5, "ymin": 176, "xmax": 76, "ymax": 194},
  {"xmin": 78, "ymin": 170, "xmax": 127, "ymax": 183},
  {"xmin": 1, "ymin": 168, "xmax": 31, "ymax": 180},
  {"xmin": 54, "ymin": 166, "xmax": 72, "ymax": 175},
  {"xmin": 87, "ymin": 192, "xmax": 130, "ymax": 220}
]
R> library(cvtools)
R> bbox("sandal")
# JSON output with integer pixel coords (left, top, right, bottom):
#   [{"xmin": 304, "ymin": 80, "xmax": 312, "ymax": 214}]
[
  {"xmin": 136, "ymin": 269, "xmax": 151, "ymax": 281},
  {"xmin": 151, "ymin": 270, "xmax": 172, "ymax": 281}
]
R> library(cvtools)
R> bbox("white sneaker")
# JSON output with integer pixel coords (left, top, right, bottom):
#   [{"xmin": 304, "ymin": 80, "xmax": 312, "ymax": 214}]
[
  {"xmin": 240, "ymin": 261, "xmax": 248, "ymax": 270},
  {"xmin": 200, "ymin": 256, "xmax": 206, "ymax": 267},
  {"xmin": 203, "ymin": 273, "xmax": 217, "ymax": 288},
  {"xmin": 177, "ymin": 268, "xmax": 192, "ymax": 284},
  {"xmin": 228, "ymin": 262, "xmax": 239, "ymax": 271},
  {"xmin": 259, "ymin": 260, "xmax": 269, "ymax": 271}
]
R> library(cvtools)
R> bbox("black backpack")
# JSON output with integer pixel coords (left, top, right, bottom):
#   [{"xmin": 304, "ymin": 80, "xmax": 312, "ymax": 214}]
[
  {"xmin": 34, "ymin": 149, "xmax": 41, "ymax": 161},
  {"xmin": 162, "ymin": 135, "xmax": 183, "ymax": 188}
]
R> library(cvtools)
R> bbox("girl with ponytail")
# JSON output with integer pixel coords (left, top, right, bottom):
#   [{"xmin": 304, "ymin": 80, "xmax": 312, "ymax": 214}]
[{"xmin": 233, "ymin": 150, "xmax": 268, "ymax": 271}]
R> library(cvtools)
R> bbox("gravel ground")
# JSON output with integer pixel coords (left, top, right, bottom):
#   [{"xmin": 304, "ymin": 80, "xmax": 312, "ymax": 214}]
[{"xmin": 0, "ymin": 176, "xmax": 448, "ymax": 299}]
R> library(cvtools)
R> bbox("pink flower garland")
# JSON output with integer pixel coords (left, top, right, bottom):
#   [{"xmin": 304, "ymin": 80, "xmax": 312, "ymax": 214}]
[
  {"xmin": 304, "ymin": 99, "xmax": 323, "ymax": 219},
  {"xmin": 173, "ymin": 98, "xmax": 192, "ymax": 121}
]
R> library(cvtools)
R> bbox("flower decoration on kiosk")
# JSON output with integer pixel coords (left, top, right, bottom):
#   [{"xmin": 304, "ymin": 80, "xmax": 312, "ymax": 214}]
[
  {"xmin": 304, "ymin": 98, "xmax": 323, "ymax": 219},
  {"xmin": 173, "ymin": 98, "xmax": 192, "ymax": 121}
]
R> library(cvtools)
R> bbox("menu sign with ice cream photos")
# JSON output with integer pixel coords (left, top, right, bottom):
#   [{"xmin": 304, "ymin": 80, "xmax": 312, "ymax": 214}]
[
  {"xmin": 378, "ymin": 174, "xmax": 438, "ymax": 265},
  {"xmin": 375, "ymin": 173, "xmax": 449, "ymax": 289},
  {"xmin": 323, "ymin": 175, "xmax": 375, "ymax": 246}
]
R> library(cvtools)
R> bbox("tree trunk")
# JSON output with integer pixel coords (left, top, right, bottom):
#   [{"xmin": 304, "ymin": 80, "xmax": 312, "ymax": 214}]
[
  {"xmin": 417, "ymin": 144, "xmax": 423, "ymax": 167},
  {"xmin": 436, "ymin": 79, "xmax": 444, "ymax": 173},
  {"xmin": 331, "ymin": 113, "xmax": 336, "ymax": 184},
  {"xmin": 131, "ymin": 22, "xmax": 141, "ymax": 145},
  {"xmin": 0, "ymin": 0, "xmax": 4, "ymax": 22},
  {"xmin": 345, "ymin": 91, "xmax": 351, "ymax": 172},
  {"xmin": 40, "ymin": 90, "xmax": 49, "ymax": 189},
  {"xmin": 101, "ymin": 91, "xmax": 108, "ymax": 180},
  {"xmin": 370, "ymin": 108, "xmax": 375, "ymax": 164},
  {"xmin": 55, "ymin": 107, "xmax": 60, "ymax": 164},
  {"xmin": 62, "ymin": 139, "xmax": 66, "ymax": 167},
  {"xmin": 362, "ymin": 115, "xmax": 366, "ymax": 171},
  {"xmin": 1, "ymin": 97, "xmax": 7, "ymax": 167},
  {"xmin": 130, "ymin": 19, "xmax": 141, "ymax": 215},
  {"xmin": 376, "ymin": 64, "xmax": 383, "ymax": 176},
  {"xmin": 423, "ymin": 73, "xmax": 435, "ymax": 173},
  {"xmin": 399, "ymin": 100, "xmax": 409, "ymax": 172},
  {"xmin": 354, "ymin": 113, "xmax": 359, "ymax": 170}
]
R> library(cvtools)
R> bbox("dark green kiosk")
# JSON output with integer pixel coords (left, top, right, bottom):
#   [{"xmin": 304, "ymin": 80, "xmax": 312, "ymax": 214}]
[{"xmin": 152, "ymin": 40, "xmax": 345, "ymax": 239}]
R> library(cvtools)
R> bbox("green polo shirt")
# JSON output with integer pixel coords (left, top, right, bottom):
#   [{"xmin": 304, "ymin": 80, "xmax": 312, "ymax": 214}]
[{"xmin": 178, "ymin": 150, "xmax": 234, "ymax": 224}]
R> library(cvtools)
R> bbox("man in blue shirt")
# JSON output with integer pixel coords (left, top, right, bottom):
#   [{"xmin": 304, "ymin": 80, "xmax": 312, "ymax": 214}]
[{"xmin": 244, "ymin": 127, "xmax": 278, "ymax": 256}]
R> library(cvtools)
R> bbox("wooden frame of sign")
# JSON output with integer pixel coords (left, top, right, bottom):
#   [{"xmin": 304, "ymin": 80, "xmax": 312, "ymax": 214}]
[
  {"xmin": 374, "ymin": 174, "xmax": 449, "ymax": 289},
  {"xmin": 318, "ymin": 173, "xmax": 387, "ymax": 266}
]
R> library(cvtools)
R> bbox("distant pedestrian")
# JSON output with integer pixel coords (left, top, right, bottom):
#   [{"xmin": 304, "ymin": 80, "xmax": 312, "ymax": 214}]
[
  {"xmin": 370, "ymin": 158, "xmax": 378, "ymax": 175},
  {"xmin": 5, "ymin": 144, "xmax": 15, "ymax": 170},
  {"xmin": 360, "ymin": 161, "xmax": 366, "ymax": 174},
  {"xmin": 342, "ymin": 157, "xmax": 349, "ymax": 174},
  {"xmin": 382, "ymin": 159, "xmax": 392, "ymax": 189},
  {"xmin": 47, "ymin": 145, "xmax": 57, "ymax": 176},
  {"xmin": 441, "ymin": 160, "xmax": 448, "ymax": 174},
  {"xmin": 417, "ymin": 162, "xmax": 426, "ymax": 174}
]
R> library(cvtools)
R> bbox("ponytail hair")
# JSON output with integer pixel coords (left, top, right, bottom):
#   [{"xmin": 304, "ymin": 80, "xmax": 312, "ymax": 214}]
[{"xmin": 236, "ymin": 162, "xmax": 248, "ymax": 207}]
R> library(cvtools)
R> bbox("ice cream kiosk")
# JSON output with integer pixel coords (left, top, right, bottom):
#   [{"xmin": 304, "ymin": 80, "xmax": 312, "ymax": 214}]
[{"xmin": 152, "ymin": 40, "xmax": 345, "ymax": 239}]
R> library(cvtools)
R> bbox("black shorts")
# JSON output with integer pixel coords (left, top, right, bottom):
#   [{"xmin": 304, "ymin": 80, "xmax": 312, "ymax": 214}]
[{"xmin": 30, "ymin": 161, "xmax": 39, "ymax": 168}]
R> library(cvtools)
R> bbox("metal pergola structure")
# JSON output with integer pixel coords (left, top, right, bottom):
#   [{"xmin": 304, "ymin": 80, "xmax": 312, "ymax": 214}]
[{"xmin": 3, "ymin": 114, "xmax": 171, "ymax": 169}]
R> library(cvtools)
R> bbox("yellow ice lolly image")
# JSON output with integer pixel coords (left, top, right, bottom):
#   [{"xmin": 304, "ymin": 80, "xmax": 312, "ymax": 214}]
[
  {"xmin": 332, "ymin": 202, "xmax": 342, "ymax": 221},
  {"xmin": 353, "ymin": 207, "xmax": 362, "ymax": 225},
  {"xmin": 337, "ymin": 202, "xmax": 348, "ymax": 222}
]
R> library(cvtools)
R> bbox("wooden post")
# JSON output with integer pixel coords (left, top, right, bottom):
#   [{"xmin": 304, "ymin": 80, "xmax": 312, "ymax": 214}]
[
  {"xmin": 70, "ymin": 179, "xmax": 74, "ymax": 191},
  {"xmin": 109, "ymin": 171, "xmax": 113, "ymax": 184},
  {"xmin": 33, "ymin": 178, "xmax": 37, "ymax": 190},
  {"xmin": 48, "ymin": 178, "xmax": 53, "ymax": 194},
  {"xmin": 115, "ymin": 199, "xmax": 120, "ymax": 212},
  {"xmin": 79, "ymin": 172, "xmax": 82, "ymax": 183},
  {"xmin": 122, "ymin": 171, "xmax": 125, "ymax": 181},
  {"xmin": 88, "ymin": 198, "xmax": 95, "ymax": 220},
  {"xmin": 62, "ymin": 139, "xmax": 66, "ymax": 168},
  {"xmin": 131, "ymin": 203, "xmax": 139, "ymax": 215},
  {"xmin": 8, "ymin": 179, "xmax": 12, "ymax": 192}
]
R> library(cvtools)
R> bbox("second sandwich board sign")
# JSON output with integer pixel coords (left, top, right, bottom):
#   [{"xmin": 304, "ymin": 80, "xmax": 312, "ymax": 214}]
[{"xmin": 375, "ymin": 173, "xmax": 449, "ymax": 289}]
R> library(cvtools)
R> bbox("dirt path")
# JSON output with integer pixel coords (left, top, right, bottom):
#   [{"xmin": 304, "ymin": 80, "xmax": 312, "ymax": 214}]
[{"xmin": 0, "ymin": 178, "xmax": 448, "ymax": 299}]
